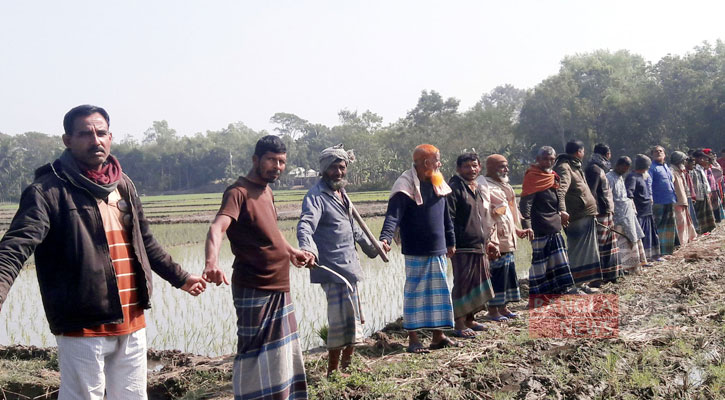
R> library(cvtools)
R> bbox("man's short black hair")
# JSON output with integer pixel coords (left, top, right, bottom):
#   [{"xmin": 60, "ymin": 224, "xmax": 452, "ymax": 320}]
[
  {"xmin": 593, "ymin": 143, "xmax": 610, "ymax": 156},
  {"xmin": 456, "ymin": 152, "xmax": 480, "ymax": 168},
  {"xmin": 254, "ymin": 135, "xmax": 287, "ymax": 158},
  {"xmin": 565, "ymin": 140, "xmax": 585, "ymax": 155},
  {"xmin": 692, "ymin": 149, "xmax": 707, "ymax": 158},
  {"xmin": 63, "ymin": 104, "xmax": 110, "ymax": 135},
  {"xmin": 615, "ymin": 156, "xmax": 631, "ymax": 167}
]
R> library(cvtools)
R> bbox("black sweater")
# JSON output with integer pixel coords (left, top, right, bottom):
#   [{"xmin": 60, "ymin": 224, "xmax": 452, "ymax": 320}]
[{"xmin": 379, "ymin": 181, "xmax": 455, "ymax": 256}]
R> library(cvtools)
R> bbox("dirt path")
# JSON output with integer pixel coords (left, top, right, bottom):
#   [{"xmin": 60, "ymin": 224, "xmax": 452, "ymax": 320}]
[{"xmin": 2, "ymin": 226, "xmax": 724, "ymax": 399}]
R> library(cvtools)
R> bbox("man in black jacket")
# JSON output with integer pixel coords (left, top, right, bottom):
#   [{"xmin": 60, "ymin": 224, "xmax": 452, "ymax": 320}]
[
  {"xmin": 447, "ymin": 152, "xmax": 499, "ymax": 334},
  {"xmin": 0, "ymin": 104, "xmax": 206, "ymax": 399},
  {"xmin": 584, "ymin": 143, "xmax": 621, "ymax": 283}
]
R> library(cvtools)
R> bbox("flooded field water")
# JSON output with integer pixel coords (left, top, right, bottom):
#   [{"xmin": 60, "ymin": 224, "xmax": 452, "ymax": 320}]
[{"xmin": 0, "ymin": 217, "xmax": 532, "ymax": 356}]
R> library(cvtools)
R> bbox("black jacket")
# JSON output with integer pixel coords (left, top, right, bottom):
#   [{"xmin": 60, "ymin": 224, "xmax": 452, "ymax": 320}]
[
  {"xmin": 446, "ymin": 175, "xmax": 494, "ymax": 253},
  {"xmin": 585, "ymin": 154, "xmax": 614, "ymax": 215},
  {"xmin": 0, "ymin": 159, "xmax": 189, "ymax": 334}
]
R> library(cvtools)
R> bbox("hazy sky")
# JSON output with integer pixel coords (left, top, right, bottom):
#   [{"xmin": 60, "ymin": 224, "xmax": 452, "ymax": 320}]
[{"xmin": 1, "ymin": 0, "xmax": 723, "ymax": 140}]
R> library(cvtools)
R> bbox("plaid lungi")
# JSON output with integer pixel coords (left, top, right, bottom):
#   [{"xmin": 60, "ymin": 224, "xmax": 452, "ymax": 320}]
[
  {"xmin": 564, "ymin": 217, "xmax": 602, "ymax": 285},
  {"xmin": 638, "ymin": 214, "xmax": 660, "ymax": 259},
  {"xmin": 403, "ymin": 255, "xmax": 454, "ymax": 330},
  {"xmin": 528, "ymin": 233, "xmax": 575, "ymax": 295},
  {"xmin": 674, "ymin": 204, "xmax": 697, "ymax": 245},
  {"xmin": 711, "ymin": 192, "xmax": 724, "ymax": 223},
  {"xmin": 232, "ymin": 286, "xmax": 307, "ymax": 400},
  {"xmin": 618, "ymin": 238, "xmax": 647, "ymax": 272},
  {"xmin": 689, "ymin": 199, "xmax": 699, "ymax": 232},
  {"xmin": 595, "ymin": 214, "xmax": 621, "ymax": 282},
  {"xmin": 320, "ymin": 283, "xmax": 364, "ymax": 350},
  {"xmin": 653, "ymin": 203, "xmax": 676, "ymax": 255},
  {"xmin": 488, "ymin": 252, "xmax": 521, "ymax": 307},
  {"xmin": 695, "ymin": 199, "xmax": 716, "ymax": 234},
  {"xmin": 450, "ymin": 252, "xmax": 494, "ymax": 318}
]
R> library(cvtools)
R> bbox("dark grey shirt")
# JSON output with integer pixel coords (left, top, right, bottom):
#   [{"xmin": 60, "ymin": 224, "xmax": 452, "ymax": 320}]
[{"xmin": 296, "ymin": 180, "xmax": 377, "ymax": 284}]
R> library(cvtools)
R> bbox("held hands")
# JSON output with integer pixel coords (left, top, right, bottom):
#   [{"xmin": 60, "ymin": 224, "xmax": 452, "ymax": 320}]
[
  {"xmin": 560, "ymin": 211, "xmax": 570, "ymax": 228},
  {"xmin": 446, "ymin": 246, "xmax": 456, "ymax": 258},
  {"xmin": 486, "ymin": 242, "xmax": 501, "ymax": 260},
  {"xmin": 516, "ymin": 228, "xmax": 534, "ymax": 240},
  {"xmin": 181, "ymin": 274, "xmax": 208, "ymax": 296},
  {"xmin": 290, "ymin": 248, "xmax": 316, "ymax": 268},
  {"xmin": 202, "ymin": 264, "xmax": 230, "ymax": 286}
]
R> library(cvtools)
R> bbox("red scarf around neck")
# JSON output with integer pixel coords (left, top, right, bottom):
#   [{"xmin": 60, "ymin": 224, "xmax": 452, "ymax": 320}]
[{"xmin": 83, "ymin": 155, "xmax": 122, "ymax": 185}]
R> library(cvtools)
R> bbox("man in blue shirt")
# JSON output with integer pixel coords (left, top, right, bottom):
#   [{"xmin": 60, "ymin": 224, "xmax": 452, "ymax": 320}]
[
  {"xmin": 648, "ymin": 145, "xmax": 677, "ymax": 256},
  {"xmin": 297, "ymin": 144, "xmax": 380, "ymax": 376}
]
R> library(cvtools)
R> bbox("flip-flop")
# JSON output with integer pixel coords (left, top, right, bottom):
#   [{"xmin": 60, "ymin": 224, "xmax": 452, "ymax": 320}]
[
  {"xmin": 429, "ymin": 337, "xmax": 459, "ymax": 350},
  {"xmin": 468, "ymin": 322, "xmax": 487, "ymax": 331},
  {"xmin": 406, "ymin": 342, "xmax": 430, "ymax": 354},
  {"xmin": 502, "ymin": 312, "xmax": 518, "ymax": 319},
  {"xmin": 451, "ymin": 328, "xmax": 477, "ymax": 338},
  {"xmin": 486, "ymin": 315, "xmax": 509, "ymax": 322}
]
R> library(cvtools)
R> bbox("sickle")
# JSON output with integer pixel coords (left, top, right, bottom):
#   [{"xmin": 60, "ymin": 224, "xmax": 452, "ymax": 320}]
[{"xmin": 315, "ymin": 264, "xmax": 355, "ymax": 292}]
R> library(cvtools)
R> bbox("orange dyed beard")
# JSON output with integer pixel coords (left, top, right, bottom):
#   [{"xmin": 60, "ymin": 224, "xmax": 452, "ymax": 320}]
[{"xmin": 425, "ymin": 169, "xmax": 445, "ymax": 187}]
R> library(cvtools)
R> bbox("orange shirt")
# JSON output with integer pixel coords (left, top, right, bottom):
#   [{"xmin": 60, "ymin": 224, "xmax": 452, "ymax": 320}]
[{"xmin": 65, "ymin": 189, "xmax": 145, "ymax": 337}]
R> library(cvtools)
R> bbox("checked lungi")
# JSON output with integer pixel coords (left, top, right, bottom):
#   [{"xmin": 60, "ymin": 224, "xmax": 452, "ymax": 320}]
[
  {"xmin": 674, "ymin": 204, "xmax": 697, "ymax": 245},
  {"xmin": 638, "ymin": 215, "xmax": 660, "ymax": 259},
  {"xmin": 689, "ymin": 198, "xmax": 699, "ymax": 233},
  {"xmin": 653, "ymin": 203, "xmax": 677, "ymax": 255},
  {"xmin": 711, "ymin": 192, "xmax": 724, "ymax": 223},
  {"xmin": 618, "ymin": 237, "xmax": 647, "ymax": 272},
  {"xmin": 403, "ymin": 255, "xmax": 455, "ymax": 330},
  {"xmin": 695, "ymin": 199, "xmax": 716, "ymax": 234},
  {"xmin": 450, "ymin": 252, "xmax": 494, "ymax": 319},
  {"xmin": 564, "ymin": 217, "xmax": 602, "ymax": 285},
  {"xmin": 528, "ymin": 233, "xmax": 575, "ymax": 295},
  {"xmin": 595, "ymin": 214, "xmax": 621, "ymax": 282},
  {"xmin": 232, "ymin": 286, "xmax": 307, "ymax": 400},
  {"xmin": 320, "ymin": 283, "xmax": 364, "ymax": 350},
  {"xmin": 487, "ymin": 252, "xmax": 521, "ymax": 307}
]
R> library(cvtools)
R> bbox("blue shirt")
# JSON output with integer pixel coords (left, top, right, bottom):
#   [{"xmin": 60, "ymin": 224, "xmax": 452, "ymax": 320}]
[
  {"xmin": 297, "ymin": 180, "xmax": 377, "ymax": 284},
  {"xmin": 648, "ymin": 162, "xmax": 676, "ymax": 204}
]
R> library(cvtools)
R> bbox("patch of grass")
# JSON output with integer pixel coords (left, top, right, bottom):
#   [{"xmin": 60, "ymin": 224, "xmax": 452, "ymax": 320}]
[
  {"xmin": 0, "ymin": 358, "xmax": 59, "ymax": 388},
  {"xmin": 629, "ymin": 368, "xmax": 660, "ymax": 389},
  {"xmin": 707, "ymin": 363, "xmax": 725, "ymax": 395}
]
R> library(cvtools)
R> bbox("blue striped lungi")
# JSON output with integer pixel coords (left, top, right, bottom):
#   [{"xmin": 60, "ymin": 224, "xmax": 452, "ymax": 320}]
[
  {"xmin": 488, "ymin": 252, "xmax": 521, "ymax": 307},
  {"xmin": 638, "ymin": 214, "xmax": 661, "ymax": 259},
  {"xmin": 403, "ymin": 255, "xmax": 454, "ymax": 330},
  {"xmin": 232, "ymin": 286, "xmax": 307, "ymax": 400},
  {"xmin": 528, "ymin": 233, "xmax": 575, "ymax": 295}
]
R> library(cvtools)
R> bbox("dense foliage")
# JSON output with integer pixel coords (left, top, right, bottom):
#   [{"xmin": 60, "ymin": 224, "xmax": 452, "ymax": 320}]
[{"xmin": 2, "ymin": 41, "xmax": 724, "ymax": 201}]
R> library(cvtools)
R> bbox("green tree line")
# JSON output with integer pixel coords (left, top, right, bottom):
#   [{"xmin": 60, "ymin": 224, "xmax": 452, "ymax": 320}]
[{"xmin": 2, "ymin": 40, "xmax": 724, "ymax": 202}]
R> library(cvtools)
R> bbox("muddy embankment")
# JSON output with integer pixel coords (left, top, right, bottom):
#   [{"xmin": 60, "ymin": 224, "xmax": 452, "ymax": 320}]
[{"xmin": 2, "ymin": 226, "xmax": 725, "ymax": 399}]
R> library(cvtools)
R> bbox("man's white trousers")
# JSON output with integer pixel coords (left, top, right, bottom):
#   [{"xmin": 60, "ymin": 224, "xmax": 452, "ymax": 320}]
[{"xmin": 55, "ymin": 328, "xmax": 147, "ymax": 399}]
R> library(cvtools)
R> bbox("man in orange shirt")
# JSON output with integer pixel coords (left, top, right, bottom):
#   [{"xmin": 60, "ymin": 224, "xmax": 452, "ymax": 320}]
[{"xmin": 0, "ymin": 104, "xmax": 206, "ymax": 399}]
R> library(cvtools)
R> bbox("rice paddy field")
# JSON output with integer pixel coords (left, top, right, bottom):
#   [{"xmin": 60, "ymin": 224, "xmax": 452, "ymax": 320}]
[{"xmin": 0, "ymin": 188, "xmax": 532, "ymax": 356}]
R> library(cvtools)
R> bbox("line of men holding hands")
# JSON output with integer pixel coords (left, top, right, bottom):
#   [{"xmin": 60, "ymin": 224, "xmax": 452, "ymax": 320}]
[{"xmin": 0, "ymin": 104, "xmax": 723, "ymax": 399}]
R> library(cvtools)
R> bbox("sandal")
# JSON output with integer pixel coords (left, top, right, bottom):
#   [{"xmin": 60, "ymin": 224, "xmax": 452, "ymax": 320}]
[
  {"xmin": 502, "ymin": 312, "xmax": 518, "ymax": 319},
  {"xmin": 451, "ymin": 328, "xmax": 477, "ymax": 338},
  {"xmin": 406, "ymin": 342, "xmax": 430, "ymax": 354},
  {"xmin": 429, "ymin": 337, "xmax": 459, "ymax": 350},
  {"xmin": 486, "ymin": 315, "xmax": 509, "ymax": 322},
  {"xmin": 468, "ymin": 322, "xmax": 487, "ymax": 331}
]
